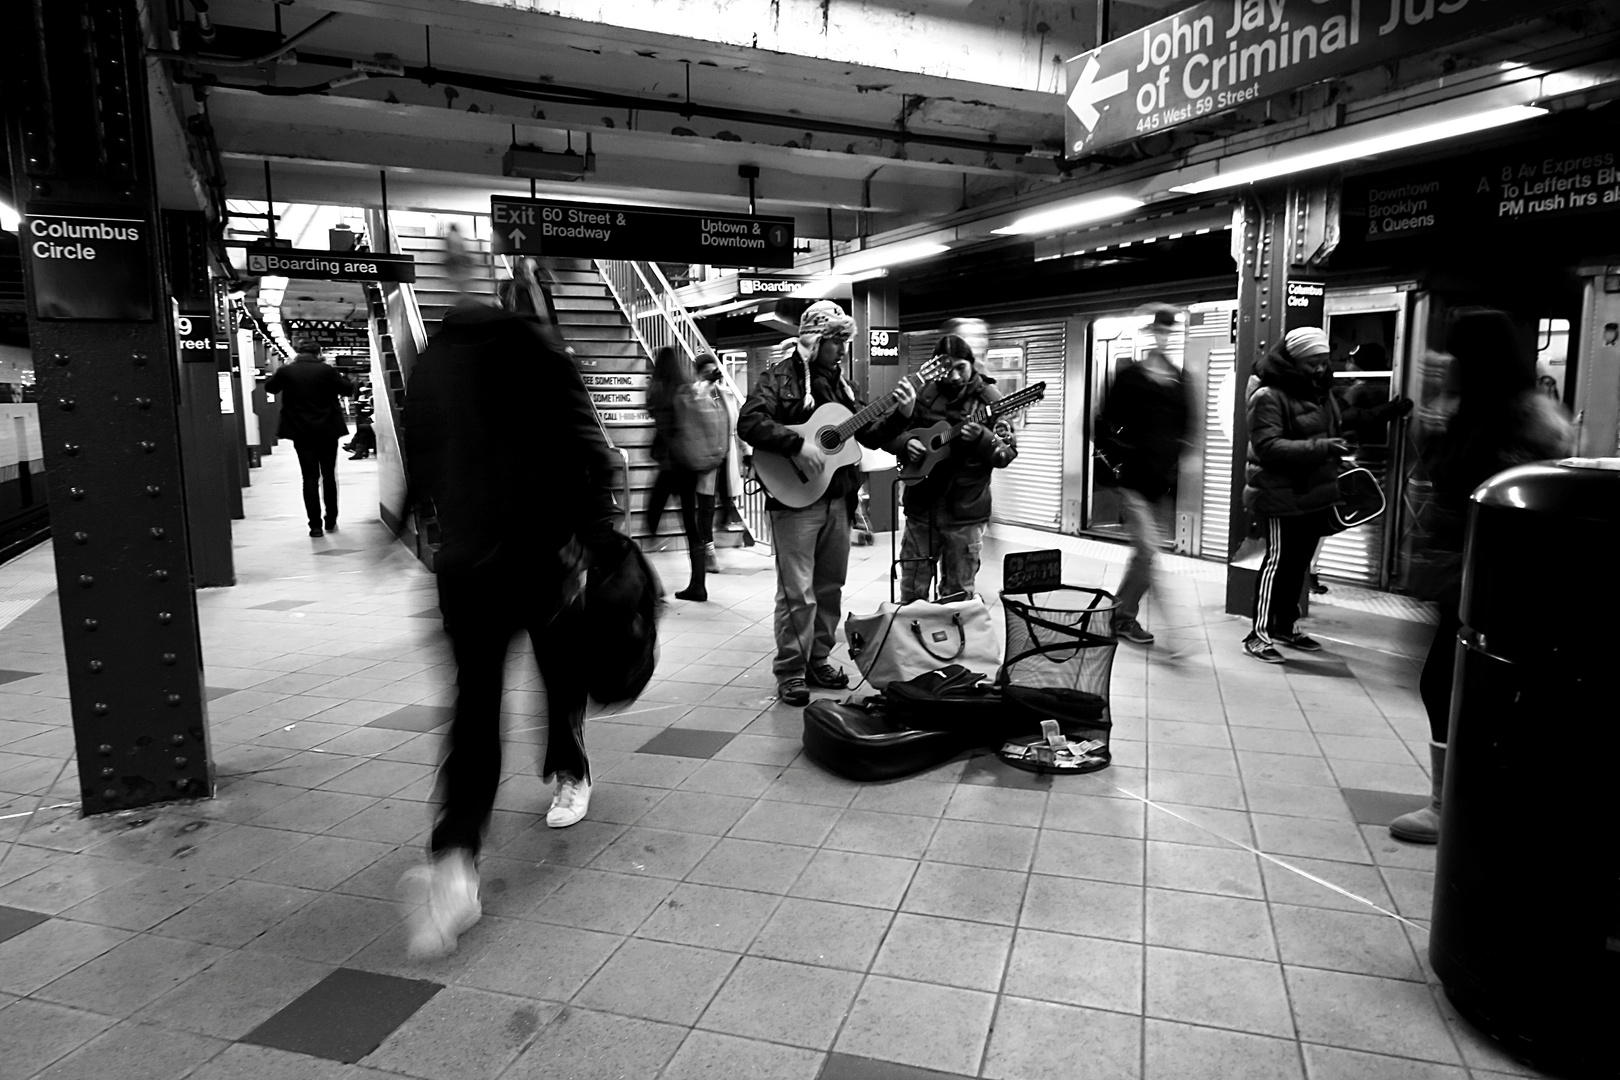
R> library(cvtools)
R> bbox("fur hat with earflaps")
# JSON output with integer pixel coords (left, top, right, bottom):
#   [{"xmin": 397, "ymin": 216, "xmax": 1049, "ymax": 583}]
[{"xmin": 797, "ymin": 300, "xmax": 855, "ymax": 362}]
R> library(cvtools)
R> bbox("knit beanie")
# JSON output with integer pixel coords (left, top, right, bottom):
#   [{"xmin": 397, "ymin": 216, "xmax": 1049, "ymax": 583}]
[{"xmin": 1283, "ymin": 326, "xmax": 1330, "ymax": 359}]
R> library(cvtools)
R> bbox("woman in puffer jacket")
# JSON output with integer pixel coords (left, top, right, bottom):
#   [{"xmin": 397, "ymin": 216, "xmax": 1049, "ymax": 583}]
[{"xmin": 1241, "ymin": 327, "xmax": 1350, "ymax": 663}]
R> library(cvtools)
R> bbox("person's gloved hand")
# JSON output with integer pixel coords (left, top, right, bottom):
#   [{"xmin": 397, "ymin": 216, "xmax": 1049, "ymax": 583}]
[{"xmin": 1377, "ymin": 396, "xmax": 1415, "ymax": 422}]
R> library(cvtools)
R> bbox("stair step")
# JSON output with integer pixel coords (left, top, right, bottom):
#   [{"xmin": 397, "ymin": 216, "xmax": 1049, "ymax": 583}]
[
  {"xmin": 563, "ymin": 324, "xmax": 636, "ymax": 341},
  {"xmin": 551, "ymin": 283, "xmax": 612, "ymax": 299},
  {"xmin": 395, "ymin": 235, "xmax": 494, "ymax": 254},
  {"xmin": 555, "ymin": 311, "xmax": 627, "ymax": 327},
  {"xmin": 550, "ymin": 270, "xmax": 606, "ymax": 285},
  {"xmin": 552, "ymin": 296, "xmax": 618, "ymax": 312},
  {"xmin": 570, "ymin": 341, "xmax": 644, "ymax": 359}
]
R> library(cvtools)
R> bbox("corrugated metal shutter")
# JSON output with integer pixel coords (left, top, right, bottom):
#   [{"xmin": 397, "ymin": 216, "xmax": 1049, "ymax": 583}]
[
  {"xmin": 990, "ymin": 321, "xmax": 1066, "ymax": 530},
  {"xmin": 1199, "ymin": 343, "xmax": 1236, "ymax": 560},
  {"xmin": 1317, "ymin": 504, "xmax": 1381, "ymax": 585}
]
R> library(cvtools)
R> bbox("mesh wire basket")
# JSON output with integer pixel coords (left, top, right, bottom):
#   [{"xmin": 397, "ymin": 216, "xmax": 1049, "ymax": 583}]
[{"xmin": 999, "ymin": 585, "xmax": 1119, "ymax": 721}]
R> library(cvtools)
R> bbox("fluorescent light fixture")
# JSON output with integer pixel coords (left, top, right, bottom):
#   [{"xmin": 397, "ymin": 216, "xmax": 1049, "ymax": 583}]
[
  {"xmin": 1171, "ymin": 104, "xmax": 1545, "ymax": 194},
  {"xmin": 992, "ymin": 194, "xmax": 1144, "ymax": 237},
  {"xmin": 828, "ymin": 240, "xmax": 948, "ymax": 276},
  {"xmin": 0, "ymin": 200, "xmax": 18, "ymax": 233}
]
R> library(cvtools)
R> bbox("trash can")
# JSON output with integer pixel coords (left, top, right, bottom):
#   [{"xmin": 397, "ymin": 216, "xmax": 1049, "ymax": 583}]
[{"xmin": 1429, "ymin": 459, "xmax": 1620, "ymax": 1080}]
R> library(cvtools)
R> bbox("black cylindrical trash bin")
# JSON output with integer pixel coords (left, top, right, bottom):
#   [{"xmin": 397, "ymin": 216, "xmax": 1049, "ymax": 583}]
[{"xmin": 1430, "ymin": 459, "xmax": 1620, "ymax": 1079}]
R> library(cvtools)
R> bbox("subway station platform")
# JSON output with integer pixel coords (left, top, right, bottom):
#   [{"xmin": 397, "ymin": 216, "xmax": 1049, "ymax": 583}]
[{"xmin": 0, "ymin": 451, "xmax": 1549, "ymax": 1080}]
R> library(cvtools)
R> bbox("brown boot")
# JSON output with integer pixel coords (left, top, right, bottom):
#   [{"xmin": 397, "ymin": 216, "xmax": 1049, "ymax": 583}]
[{"xmin": 1389, "ymin": 742, "xmax": 1445, "ymax": 844}]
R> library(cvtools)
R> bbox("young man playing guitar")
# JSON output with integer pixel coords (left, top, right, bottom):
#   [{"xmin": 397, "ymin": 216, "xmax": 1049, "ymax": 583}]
[
  {"xmin": 892, "ymin": 334, "xmax": 1018, "ymax": 604},
  {"xmin": 738, "ymin": 301, "xmax": 915, "ymax": 706}
]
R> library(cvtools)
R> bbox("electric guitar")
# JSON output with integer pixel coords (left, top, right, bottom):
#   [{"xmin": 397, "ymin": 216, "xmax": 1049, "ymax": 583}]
[
  {"xmin": 752, "ymin": 357, "xmax": 950, "ymax": 508},
  {"xmin": 897, "ymin": 381, "xmax": 1047, "ymax": 485}
]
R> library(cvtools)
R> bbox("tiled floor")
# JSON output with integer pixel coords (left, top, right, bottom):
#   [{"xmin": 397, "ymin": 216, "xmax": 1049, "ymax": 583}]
[{"xmin": 0, "ymin": 450, "xmax": 1556, "ymax": 1080}]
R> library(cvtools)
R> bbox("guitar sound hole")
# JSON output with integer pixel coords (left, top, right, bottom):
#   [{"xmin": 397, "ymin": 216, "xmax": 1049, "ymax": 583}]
[{"xmin": 817, "ymin": 428, "xmax": 842, "ymax": 452}]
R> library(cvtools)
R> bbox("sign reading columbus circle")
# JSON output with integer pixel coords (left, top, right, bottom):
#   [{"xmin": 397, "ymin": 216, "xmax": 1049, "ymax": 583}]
[{"xmin": 1062, "ymin": 0, "xmax": 1585, "ymax": 159}]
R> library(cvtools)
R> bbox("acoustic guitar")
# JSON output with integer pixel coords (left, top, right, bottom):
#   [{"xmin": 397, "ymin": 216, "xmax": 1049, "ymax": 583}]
[
  {"xmin": 752, "ymin": 357, "xmax": 949, "ymax": 508},
  {"xmin": 897, "ymin": 381, "xmax": 1047, "ymax": 485}
]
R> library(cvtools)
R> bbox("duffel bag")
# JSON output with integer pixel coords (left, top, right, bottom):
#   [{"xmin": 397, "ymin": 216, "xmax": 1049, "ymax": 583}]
[
  {"xmin": 882, "ymin": 664, "xmax": 1013, "ymax": 746},
  {"xmin": 845, "ymin": 596, "xmax": 1000, "ymax": 691},
  {"xmin": 802, "ymin": 697, "xmax": 969, "ymax": 782}
]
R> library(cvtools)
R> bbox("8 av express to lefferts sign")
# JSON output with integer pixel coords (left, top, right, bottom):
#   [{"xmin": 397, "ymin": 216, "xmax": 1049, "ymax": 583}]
[{"xmin": 1063, "ymin": 0, "xmax": 1582, "ymax": 158}]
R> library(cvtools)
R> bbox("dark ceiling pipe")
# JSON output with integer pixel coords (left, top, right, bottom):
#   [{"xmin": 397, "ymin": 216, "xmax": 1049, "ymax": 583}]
[
  {"xmin": 178, "ymin": 43, "xmax": 1037, "ymax": 158},
  {"xmin": 150, "ymin": 10, "xmax": 340, "ymax": 66}
]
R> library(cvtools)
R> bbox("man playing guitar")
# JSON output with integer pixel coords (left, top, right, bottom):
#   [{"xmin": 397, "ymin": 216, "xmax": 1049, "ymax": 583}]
[
  {"xmin": 891, "ymin": 334, "xmax": 1018, "ymax": 603},
  {"xmin": 738, "ymin": 301, "xmax": 915, "ymax": 706}
]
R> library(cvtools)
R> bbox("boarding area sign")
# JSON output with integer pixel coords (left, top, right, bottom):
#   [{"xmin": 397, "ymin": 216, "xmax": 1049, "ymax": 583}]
[
  {"xmin": 246, "ymin": 246, "xmax": 416, "ymax": 283},
  {"xmin": 491, "ymin": 196, "xmax": 795, "ymax": 268},
  {"xmin": 1062, "ymin": 0, "xmax": 1582, "ymax": 158},
  {"xmin": 24, "ymin": 208, "xmax": 155, "ymax": 321}
]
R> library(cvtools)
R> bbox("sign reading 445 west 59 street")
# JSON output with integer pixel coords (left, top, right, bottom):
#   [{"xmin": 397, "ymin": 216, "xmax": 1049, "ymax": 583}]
[
  {"xmin": 491, "ymin": 197, "xmax": 795, "ymax": 269},
  {"xmin": 1062, "ymin": 0, "xmax": 1582, "ymax": 159}
]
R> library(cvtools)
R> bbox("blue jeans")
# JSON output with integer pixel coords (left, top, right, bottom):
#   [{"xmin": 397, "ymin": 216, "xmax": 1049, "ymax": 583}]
[
  {"xmin": 770, "ymin": 499, "xmax": 850, "ymax": 679},
  {"xmin": 898, "ymin": 512, "xmax": 985, "ymax": 603}
]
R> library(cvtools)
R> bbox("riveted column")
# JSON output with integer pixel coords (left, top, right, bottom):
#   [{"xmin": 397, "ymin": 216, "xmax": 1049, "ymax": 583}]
[
  {"xmin": 5, "ymin": 0, "xmax": 213, "ymax": 812},
  {"xmin": 852, "ymin": 279, "xmax": 901, "ymax": 533},
  {"xmin": 1223, "ymin": 181, "xmax": 1339, "ymax": 619}
]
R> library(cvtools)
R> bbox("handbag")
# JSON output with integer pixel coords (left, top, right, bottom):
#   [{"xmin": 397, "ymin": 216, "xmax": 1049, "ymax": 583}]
[
  {"xmin": 844, "ymin": 597, "xmax": 1001, "ymax": 691},
  {"xmin": 1329, "ymin": 466, "xmax": 1386, "ymax": 533}
]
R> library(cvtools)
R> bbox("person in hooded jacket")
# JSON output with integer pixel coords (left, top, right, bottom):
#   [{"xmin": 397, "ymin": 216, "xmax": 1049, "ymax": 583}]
[
  {"xmin": 738, "ymin": 300, "xmax": 915, "ymax": 706},
  {"xmin": 891, "ymin": 334, "xmax": 1017, "ymax": 603},
  {"xmin": 1241, "ymin": 326, "xmax": 1349, "ymax": 664},
  {"xmin": 1387, "ymin": 309, "xmax": 1572, "ymax": 844}
]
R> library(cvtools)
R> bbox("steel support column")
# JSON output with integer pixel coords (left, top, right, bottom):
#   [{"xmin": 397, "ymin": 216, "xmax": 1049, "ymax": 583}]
[
  {"xmin": 1223, "ymin": 182, "xmax": 1340, "ymax": 619},
  {"xmin": 853, "ymin": 280, "xmax": 901, "ymax": 533},
  {"xmin": 5, "ymin": 0, "xmax": 214, "ymax": 813}
]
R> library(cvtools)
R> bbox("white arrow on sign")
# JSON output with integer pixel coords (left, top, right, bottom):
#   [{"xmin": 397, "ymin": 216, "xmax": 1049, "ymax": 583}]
[
  {"xmin": 1066, "ymin": 55, "xmax": 1129, "ymax": 134},
  {"xmin": 508, "ymin": 228, "xmax": 527, "ymax": 245}
]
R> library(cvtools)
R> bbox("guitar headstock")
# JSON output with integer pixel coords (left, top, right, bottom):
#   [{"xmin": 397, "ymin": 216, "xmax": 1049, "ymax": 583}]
[
  {"xmin": 993, "ymin": 381, "xmax": 1048, "ymax": 417},
  {"xmin": 912, "ymin": 355, "xmax": 951, "ymax": 385}
]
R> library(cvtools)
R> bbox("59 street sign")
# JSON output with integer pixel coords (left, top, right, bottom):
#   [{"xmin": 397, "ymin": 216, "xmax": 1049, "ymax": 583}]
[
  {"xmin": 1063, "ymin": 0, "xmax": 1580, "ymax": 159},
  {"xmin": 491, "ymin": 197, "xmax": 795, "ymax": 269}
]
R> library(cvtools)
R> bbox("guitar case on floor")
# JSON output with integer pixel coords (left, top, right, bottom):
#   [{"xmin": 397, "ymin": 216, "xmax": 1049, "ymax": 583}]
[{"xmin": 802, "ymin": 697, "xmax": 969, "ymax": 782}]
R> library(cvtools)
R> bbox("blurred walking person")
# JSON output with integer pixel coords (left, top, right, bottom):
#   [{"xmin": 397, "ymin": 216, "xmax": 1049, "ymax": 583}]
[
  {"xmin": 400, "ymin": 230, "xmax": 623, "ymax": 957},
  {"xmin": 1097, "ymin": 305, "xmax": 1191, "ymax": 644},
  {"xmin": 266, "ymin": 345, "xmax": 356, "ymax": 537},
  {"xmin": 645, "ymin": 346, "xmax": 720, "ymax": 600},
  {"xmin": 1389, "ymin": 310, "xmax": 1571, "ymax": 844}
]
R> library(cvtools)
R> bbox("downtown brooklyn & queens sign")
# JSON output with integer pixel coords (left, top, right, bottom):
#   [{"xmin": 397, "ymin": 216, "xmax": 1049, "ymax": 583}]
[{"xmin": 1063, "ymin": 0, "xmax": 1585, "ymax": 158}]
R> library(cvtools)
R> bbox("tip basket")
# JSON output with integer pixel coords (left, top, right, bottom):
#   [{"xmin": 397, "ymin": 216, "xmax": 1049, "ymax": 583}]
[{"xmin": 998, "ymin": 585, "xmax": 1119, "ymax": 724}]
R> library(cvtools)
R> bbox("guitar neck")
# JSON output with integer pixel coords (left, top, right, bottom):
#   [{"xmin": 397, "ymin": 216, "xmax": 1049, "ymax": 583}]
[
  {"xmin": 835, "ymin": 369, "xmax": 930, "ymax": 440},
  {"xmin": 943, "ymin": 389, "xmax": 1039, "ymax": 441}
]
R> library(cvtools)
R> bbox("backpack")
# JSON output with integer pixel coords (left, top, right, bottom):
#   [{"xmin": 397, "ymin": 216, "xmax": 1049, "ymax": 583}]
[
  {"xmin": 671, "ymin": 384, "xmax": 728, "ymax": 472},
  {"xmin": 583, "ymin": 534, "xmax": 662, "ymax": 704}
]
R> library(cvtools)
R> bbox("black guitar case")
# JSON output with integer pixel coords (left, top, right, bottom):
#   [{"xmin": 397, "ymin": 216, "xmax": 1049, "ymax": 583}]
[{"xmin": 802, "ymin": 698, "xmax": 969, "ymax": 782}]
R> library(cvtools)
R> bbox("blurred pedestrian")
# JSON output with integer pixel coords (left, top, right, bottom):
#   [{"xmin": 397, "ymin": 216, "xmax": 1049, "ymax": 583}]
[
  {"xmin": 400, "ymin": 228, "xmax": 624, "ymax": 957},
  {"xmin": 1097, "ymin": 304, "xmax": 1191, "ymax": 644},
  {"xmin": 1389, "ymin": 310, "xmax": 1571, "ymax": 844},
  {"xmin": 1241, "ymin": 327, "xmax": 1347, "ymax": 663},
  {"xmin": 266, "ymin": 345, "xmax": 355, "ymax": 537},
  {"xmin": 645, "ymin": 346, "xmax": 711, "ymax": 600},
  {"xmin": 692, "ymin": 352, "xmax": 738, "ymax": 576}
]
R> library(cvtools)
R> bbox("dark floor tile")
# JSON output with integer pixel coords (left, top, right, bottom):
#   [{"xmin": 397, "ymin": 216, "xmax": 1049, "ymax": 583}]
[
  {"xmin": 409, "ymin": 608, "xmax": 442, "ymax": 620},
  {"xmin": 312, "ymin": 548, "xmax": 365, "ymax": 557},
  {"xmin": 819, "ymin": 1050, "xmax": 975, "ymax": 1079},
  {"xmin": 1284, "ymin": 658, "xmax": 1354, "ymax": 678},
  {"xmin": 206, "ymin": 687, "xmax": 239, "ymax": 702},
  {"xmin": 250, "ymin": 600, "xmax": 316, "ymax": 611},
  {"xmin": 0, "ymin": 669, "xmax": 41, "ymax": 686},
  {"xmin": 0, "ymin": 904, "xmax": 50, "ymax": 944},
  {"xmin": 242, "ymin": 966, "xmax": 443, "ymax": 1063},
  {"xmin": 637, "ymin": 728, "xmax": 736, "ymax": 760},
  {"xmin": 367, "ymin": 704, "xmax": 455, "ymax": 732},
  {"xmin": 1339, "ymin": 787, "xmax": 1430, "ymax": 826}
]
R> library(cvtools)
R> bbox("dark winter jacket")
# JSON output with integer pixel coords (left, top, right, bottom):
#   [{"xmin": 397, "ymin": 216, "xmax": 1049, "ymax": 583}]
[
  {"xmin": 889, "ymin": 374, "xmax": 1017, "ymax": 524},
  {"xmin": 737, "ymin": 355, "xmax": 909, "ymax": 512},
  {"xmin": 405, "ymin": 302, "xmax": 620, "ymax": 571},
  {"xmin": 1243, "ymin": 340, "xmax": 1344, "ymax": 517},
  {"xmin": 1098, "ymin": 353, "xmax": 1191, "ymax": 499},
  {"xmin": 267, "ymin": 357, "xmax": 355, "ymax": 441}
]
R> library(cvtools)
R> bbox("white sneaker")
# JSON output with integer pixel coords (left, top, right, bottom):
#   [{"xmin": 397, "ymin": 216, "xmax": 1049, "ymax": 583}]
[
  {"xmin": 546, "ymin": 775, "xmax": 592, "ymax": 828},
  {"xmin": 400, "ymin": 849, "xmax": 481, "ymax": 959}
]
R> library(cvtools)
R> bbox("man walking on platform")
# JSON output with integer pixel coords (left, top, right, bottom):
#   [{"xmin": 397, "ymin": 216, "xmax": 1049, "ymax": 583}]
[
  {"xmin": 1097, "ymin": 304, "xmax": 1192, "ymax": 644},
  {"xmin": 266, "ymin": 345, "xmax": 356, "ymax": 537},
  {"xmin": 400, "ymin": 234, "xmax": 624, "ymax": 958},
  {"xmin": 738, "ymin": 301, "xmax": 915, "ymax": 707}
]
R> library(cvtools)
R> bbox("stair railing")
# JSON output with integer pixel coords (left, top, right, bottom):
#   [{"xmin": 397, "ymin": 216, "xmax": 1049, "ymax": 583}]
[{"xmin": 594, "ymin": 260, "xmax": 714, "ymax": 369}]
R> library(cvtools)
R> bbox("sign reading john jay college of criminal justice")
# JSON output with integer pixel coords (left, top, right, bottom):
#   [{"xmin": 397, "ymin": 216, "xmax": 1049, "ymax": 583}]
[
  {"xmin": 24, "ymin": 209, "xmax": 156, "ymax": 321},
  {"xmin": 246, "ymin": 246, "xmax": 416, "ymax": 283},
  {"xmin": 1062, "ymin": 0, "xmax": 1583, "ymax": 158},
  {"xmin": 491, "ymin": 196, "xmax": 795, "ymax": 269}
]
